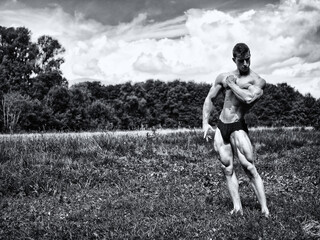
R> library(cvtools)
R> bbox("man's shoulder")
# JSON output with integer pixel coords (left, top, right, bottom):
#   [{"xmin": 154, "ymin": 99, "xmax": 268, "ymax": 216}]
[{"xmin": 216, "ymin": 72, "xmax": 233, "ymax": 83}]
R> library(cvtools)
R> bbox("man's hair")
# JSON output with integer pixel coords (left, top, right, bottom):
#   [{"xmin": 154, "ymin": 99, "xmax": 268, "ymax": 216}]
[{"xmin": 233, "ymin": 43, "xmax": 250, "ymax": 58}]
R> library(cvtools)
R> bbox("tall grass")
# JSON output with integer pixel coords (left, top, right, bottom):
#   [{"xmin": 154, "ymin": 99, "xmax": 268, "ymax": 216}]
[{"xmin": 0, "ymin": 129, "xmax": 319, "ymax": 239}]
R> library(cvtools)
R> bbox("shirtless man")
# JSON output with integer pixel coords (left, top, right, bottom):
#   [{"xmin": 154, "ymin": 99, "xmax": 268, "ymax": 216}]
[{"xmin": 203, "ymin": 43, "xmax": 269, "ymax": 217}]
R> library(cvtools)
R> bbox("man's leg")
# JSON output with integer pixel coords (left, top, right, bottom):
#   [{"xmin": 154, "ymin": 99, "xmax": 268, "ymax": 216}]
[
  {"xmin": 230, "ymin": 131, "xmax": 269, "ymax": 217},
  {"xmin": 214, "ymin": 128, "xmax": 243, "ymax": 214}
]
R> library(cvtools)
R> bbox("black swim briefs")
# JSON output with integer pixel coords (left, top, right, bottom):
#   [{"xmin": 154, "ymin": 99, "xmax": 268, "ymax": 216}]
[{"xmin": 217, "ymin": 119, "xmax": 249, "ymax": 143}]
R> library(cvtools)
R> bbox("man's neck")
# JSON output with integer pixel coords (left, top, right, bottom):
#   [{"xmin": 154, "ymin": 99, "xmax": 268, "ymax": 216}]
[{"xmin": 238, "ymin": 69, "xmax": 250, "ymax": 77}]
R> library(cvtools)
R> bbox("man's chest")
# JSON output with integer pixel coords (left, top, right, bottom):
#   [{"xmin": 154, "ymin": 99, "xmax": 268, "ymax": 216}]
[{"xmin": 236, "ymin": 76, "xmax": 255, "ymax": 89}]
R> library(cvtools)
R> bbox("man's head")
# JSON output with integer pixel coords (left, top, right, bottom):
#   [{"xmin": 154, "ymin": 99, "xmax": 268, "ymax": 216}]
[{"xmin": 232, "ymin": 43, "xmax": 251, "ymax": 75}]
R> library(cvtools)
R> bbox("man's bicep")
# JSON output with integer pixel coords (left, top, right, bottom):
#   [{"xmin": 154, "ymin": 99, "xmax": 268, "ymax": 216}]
[
  {"xmin": 208, "ymin": 83, "xmax": 223, "ymax": 100},
  {"xmin": 248, "ymin": 85, "xmax": 263, "ymax": 101}
]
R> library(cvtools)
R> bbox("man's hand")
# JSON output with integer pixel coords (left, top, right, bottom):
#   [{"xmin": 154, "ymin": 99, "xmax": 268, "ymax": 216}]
[
  {"xmin": 226, "ymin": 75, "xmax": 237, "ymax": 87},
  {"xmin": 203, "ymin": 123, "xmax": 214, "ymax": 142}
]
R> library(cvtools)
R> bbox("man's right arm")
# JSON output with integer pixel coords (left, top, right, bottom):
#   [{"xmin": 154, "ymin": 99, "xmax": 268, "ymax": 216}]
[{"xmin": 203, "ymin": 75, "xmax": 223, "ymax": 141}]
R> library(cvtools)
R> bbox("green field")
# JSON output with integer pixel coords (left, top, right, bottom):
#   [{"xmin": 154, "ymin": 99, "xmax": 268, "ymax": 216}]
[{"xmin": 0, "ymin": 129, "xmax": 319, "ymax": 239}]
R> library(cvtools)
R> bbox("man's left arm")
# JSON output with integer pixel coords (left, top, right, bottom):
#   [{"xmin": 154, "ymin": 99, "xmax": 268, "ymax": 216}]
[{"xmin": 226, "ymin": 75, "xmax": 265, "ymax": 104}]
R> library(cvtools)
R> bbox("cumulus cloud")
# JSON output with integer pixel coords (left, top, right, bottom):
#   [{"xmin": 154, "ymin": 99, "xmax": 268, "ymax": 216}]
[
  {"xmin": 133, "ymin": 52, "xmax": 171, "ymax": 73},
  {"xmin": 0, "ymin": 0, "xmax": 319, "ymax": 97},
  {"xmin": 96, "ymin": 0, "xmax": 320, "ymax": 97}
]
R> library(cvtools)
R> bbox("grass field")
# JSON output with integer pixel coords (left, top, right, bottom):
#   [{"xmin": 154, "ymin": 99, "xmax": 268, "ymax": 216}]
[{"xmin": 0, "ymin": 128, "xmax": 319, "ymax": 239}]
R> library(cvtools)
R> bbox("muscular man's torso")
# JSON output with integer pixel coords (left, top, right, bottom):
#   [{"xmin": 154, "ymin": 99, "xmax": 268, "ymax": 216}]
[{"xmin": 219, "ymin": 71, "xmax": 258, "ymax": 123}]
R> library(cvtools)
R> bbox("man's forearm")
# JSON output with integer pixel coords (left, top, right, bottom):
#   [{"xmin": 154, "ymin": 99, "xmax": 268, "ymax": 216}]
[
  {"xmin": 229, "ymin": 84, "xmax": 251, "ymax": 102},
  {"xmin": 202, "ymin": 97, "xmax": 213, "ymax": 126},
  {"xmin": 228, "ymin": 83, "xmax": 256, "ymax": 104}
]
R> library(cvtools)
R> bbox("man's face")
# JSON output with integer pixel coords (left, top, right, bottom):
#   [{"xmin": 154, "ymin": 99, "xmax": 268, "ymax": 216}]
[{"xmin": 233, "ymin": 51, "xmax": 251, "ymax": 74}]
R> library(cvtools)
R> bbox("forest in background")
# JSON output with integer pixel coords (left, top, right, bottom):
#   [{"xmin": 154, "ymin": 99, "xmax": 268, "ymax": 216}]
[{"xmin": 1, "ymin": 26, "xmax": 320, "ymax": 133}]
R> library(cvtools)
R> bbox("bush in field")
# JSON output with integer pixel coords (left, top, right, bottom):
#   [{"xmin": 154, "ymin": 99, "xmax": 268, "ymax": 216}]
[{"xmin": 313, "ymin": 118, "xmax": 320, "ymax": 131}]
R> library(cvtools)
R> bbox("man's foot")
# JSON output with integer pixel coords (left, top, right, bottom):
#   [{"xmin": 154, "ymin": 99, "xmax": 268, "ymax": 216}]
[
  {"xmin": 262, "ymin": 209, "xmax": 270, "ymax": 218},
  {"xmin": 230, "ymin": 208, "xmax": 243, "ymax": 215}
]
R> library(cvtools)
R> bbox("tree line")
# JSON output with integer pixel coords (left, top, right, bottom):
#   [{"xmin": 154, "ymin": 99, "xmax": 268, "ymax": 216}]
[{"xmin": 0, "ymin": 26, "xmax": 319, "ymax": 133}]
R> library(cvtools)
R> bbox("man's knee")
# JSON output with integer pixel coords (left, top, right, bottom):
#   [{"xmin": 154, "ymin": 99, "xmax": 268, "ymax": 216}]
[
  {"xmin": 221, "ymin": 164, "xmax": 234, "ymax": 176},
  {"xmin": 243, "ymin": 164, "xmax": 258, "ymax": 178}
]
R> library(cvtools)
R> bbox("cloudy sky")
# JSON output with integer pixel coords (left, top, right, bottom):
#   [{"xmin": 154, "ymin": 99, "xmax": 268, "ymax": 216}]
[{"xmin": 0, "ymin": 0, "xmax": 319, "ymax": 98}]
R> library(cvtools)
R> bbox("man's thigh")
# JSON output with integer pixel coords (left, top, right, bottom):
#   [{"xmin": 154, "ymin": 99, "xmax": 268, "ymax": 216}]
[
  {"xmin": 214, "ymin": 128, "xmax": 234, "ymax": 166},
  {"xmin": 230, "ymin": 130, "xmax": 254, "ymax": 164}
]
